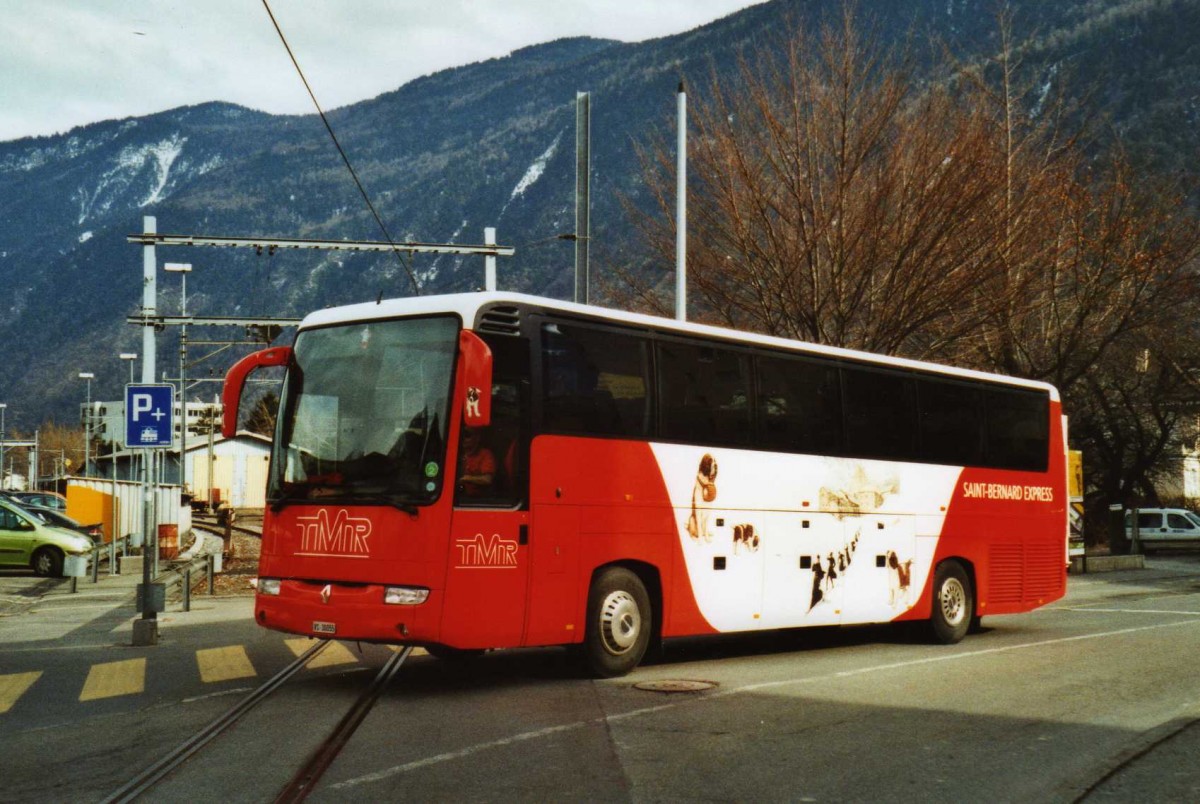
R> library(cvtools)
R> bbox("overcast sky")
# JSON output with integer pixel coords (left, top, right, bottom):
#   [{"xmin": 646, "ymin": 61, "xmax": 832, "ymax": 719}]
[{"xmin": 0, "ymin": 0, "xmax": 765, "ymax": 142}]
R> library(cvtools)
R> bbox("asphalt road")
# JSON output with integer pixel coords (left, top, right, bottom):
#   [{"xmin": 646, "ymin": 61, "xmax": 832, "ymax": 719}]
[{"xmin": 3, "ymin": 555, "xmax": 1200, "ymax": 802}]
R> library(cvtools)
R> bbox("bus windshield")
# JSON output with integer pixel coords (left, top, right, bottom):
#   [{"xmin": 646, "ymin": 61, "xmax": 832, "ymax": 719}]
[{"xmin": 269, "ymin": 315, "xmax": 459, "ymax": 509}]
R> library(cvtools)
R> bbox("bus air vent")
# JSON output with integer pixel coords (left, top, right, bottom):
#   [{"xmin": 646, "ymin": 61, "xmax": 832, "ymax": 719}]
[{"xmin": 478, "ymin": 306, "xmax": 521, "ymax": 336}]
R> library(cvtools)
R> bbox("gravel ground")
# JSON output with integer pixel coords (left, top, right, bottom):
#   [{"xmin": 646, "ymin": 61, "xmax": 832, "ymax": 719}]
[{"xmin": 189, "ymin": 513, "xmax": 263, "ymax": 597}]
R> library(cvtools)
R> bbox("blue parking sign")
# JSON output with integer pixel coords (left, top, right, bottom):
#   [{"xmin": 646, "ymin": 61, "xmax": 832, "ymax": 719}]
[{"xmin": 126, "ymin": 384, "xmax": 174, "ymax": 448}]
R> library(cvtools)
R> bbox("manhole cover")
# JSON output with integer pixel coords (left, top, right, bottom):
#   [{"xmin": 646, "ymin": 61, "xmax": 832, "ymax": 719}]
[{"xmin": 633, "ymin": 679, "xmax": 717, "ymax": 693}]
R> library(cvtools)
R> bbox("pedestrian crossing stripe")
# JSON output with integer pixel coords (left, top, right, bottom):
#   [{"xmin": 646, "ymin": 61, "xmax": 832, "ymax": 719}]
[
  {"xmin": 284, "ymin": 638, "xmax": 360, "ymax": 668},
  {"xmin": 80, "ymin": 658, "xmax": 146, "ymax": 702},
  {"xmin": 1, "ymin": 672, "xmax": 42, "ymax": 714},
  {"xmin": 2, "ymin": 640, "xmax": 378, "ymax": 713},
  {"xmin": 196, "ymin": 645, "xmax": 257, "ymax": 683}
]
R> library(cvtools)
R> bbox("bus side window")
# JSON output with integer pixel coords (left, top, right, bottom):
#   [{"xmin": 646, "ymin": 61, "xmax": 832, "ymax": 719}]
[
  {"xmin": 756, "ymin": 354, "xmax": 841, "ymax": 454},
  {"xmin": 657, "ymin": 341, "xmax": 752, "ymax": 446},
  {"xmin": 842, "ymin": 365, "xmax": 918, "ymax": 461},
  {"xmin": 541, "ymin": 323, "xmax": 650, "ymax": 438},
  {"xmin": 984, "ymin": 388, "xmax": 1049, "ymax": 471},
  {"xmin": 918, "ymin": 378, "xmax": 984, "ymax": 466}
]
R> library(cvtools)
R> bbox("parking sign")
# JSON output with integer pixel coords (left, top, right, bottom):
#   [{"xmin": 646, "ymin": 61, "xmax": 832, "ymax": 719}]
[{"xmin": 126, "ymin": 384, "xmax": 174, "ymax": 448}]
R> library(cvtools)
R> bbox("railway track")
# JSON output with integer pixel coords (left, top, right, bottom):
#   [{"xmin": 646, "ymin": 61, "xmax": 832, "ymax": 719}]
[
  {"xmin": 191, "ymin": 512, "xmax": 264, "ymax": 540},
  {"xmin": 102, "ymin": 641, "xmax": 413, "ymax": 803}
]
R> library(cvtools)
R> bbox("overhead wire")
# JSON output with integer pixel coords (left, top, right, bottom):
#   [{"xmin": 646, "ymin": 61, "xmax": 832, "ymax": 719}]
[{"xmin": 260, "ymin": 0, "xmax": 420, "ymax": 295}]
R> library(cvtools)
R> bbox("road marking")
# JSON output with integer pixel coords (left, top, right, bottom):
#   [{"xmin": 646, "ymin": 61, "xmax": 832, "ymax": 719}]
[
  {"xmin": 197, "ymin": 645, "xmax": 257, "ymax": 683},
  {"xmin": 285, "ymin": 638, "xmax": 359, "ymax": 668},
  {"xmin": 1065, "ymin": 607, "xmax": 1200, "ymax": 616},
  {"xmin": 182, "ymin": 687, "xmax": 255, "ymax": 704},
  {"xmin": 331, "ymin": 617, "xmax": 1200, "ymax": 791},
  {"xmin": 0, "ymin": 671, "xmax": 42, "ymax": 714},
  {"xmin": 80, "ymin": 658, "xmax": 146, "ymax": 701}
]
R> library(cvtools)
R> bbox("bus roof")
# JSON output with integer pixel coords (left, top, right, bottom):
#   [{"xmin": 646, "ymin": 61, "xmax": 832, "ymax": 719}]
[{"xmin": 299, "ymin": 291, "xmax": 1060, "ymax": 401}]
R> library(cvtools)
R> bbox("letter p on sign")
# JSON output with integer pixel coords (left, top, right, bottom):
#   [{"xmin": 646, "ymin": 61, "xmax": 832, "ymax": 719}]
[{"xmin": 132, "ymin": 393, "xmax": 153, "ymax": 420}]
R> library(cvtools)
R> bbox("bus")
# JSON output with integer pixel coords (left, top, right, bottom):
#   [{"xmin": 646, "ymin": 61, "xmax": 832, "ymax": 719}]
[{"xmin": 223, "ymin": 291, "xmax": 1067, "ymax": 677}]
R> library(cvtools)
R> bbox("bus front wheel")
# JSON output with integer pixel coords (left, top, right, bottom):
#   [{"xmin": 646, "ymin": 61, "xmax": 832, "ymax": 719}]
[
  {"xmin": 929, "ymin": 560, "xmax": 973, "ymax": 644},
  {"xmin": 584, "ymin": 567, "xmax": 651, "ymax": 678}
]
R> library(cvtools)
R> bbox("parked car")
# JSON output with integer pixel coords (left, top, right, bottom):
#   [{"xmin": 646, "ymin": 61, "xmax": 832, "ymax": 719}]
[
  {"xmin": 1125, "ymin": 508, "xmax": 1200, "ymax": 549},
  {"xmin": 22, "ymin": 505, "xmax": 103, "ymax": 541},
  {"xmin": 0, "ymin": 498, "xmax": 94, "ymax": 577},
  {"xmin": 8, "ymin": 491, "xmax": 67, "ymax": 511}
]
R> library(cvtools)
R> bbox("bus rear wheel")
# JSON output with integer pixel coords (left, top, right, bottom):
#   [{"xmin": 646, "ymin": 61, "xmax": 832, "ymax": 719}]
[
  {"xmin": 929, "ymin": 560, "xmax": 973, "ymax": 644},
  {"xmin": 584, "ymin": 567, "xmax": 651, "ymax": 678}
]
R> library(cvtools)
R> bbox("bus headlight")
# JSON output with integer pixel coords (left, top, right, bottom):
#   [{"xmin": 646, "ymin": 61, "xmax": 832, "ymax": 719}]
[
  {"xmin": 258, "ymin": 578, "xmax": 281, "ymax": 596},
  {"xmin": 384, "ymin": 586, "xmax": 429, "ymax": 605}
]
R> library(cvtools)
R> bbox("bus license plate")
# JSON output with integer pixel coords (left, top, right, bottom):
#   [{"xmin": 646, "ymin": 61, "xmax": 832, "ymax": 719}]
[{"xmin": 312, "ymin": 621, "xmax": 336, "ymax": 635}]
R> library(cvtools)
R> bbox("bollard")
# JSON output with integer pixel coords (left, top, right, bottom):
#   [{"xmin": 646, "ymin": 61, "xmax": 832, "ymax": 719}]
[
  {"xmin": 91, "ymin": 545, "xmax": 100, "ymax": 583},
  {"xmin": 222, "ymin": 508, "xmax": 235, "ymax": 559},
  {"xmin": 183, "ymin": 567, "xmax": 191, "ymax": 612},
  {"xmin": 207, "ymin": 554, "xmax": 215, "ymax": 596}
]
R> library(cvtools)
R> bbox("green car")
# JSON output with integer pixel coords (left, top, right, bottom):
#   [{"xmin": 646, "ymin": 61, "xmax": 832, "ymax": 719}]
[{"xmin": 0, "ymin": 498, "xmax": 94, "ymax": 577}]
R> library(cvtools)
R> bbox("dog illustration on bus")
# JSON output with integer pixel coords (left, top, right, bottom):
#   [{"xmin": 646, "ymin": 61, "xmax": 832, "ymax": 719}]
[{"xmin": 686, "ymin": 453, "xmax": 718, "ymax": 542}]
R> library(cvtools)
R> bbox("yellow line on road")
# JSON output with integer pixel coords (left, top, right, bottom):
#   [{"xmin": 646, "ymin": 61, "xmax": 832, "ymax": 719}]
[
  {"xmin": 197, "ymin": 645, "xmax": 258, "ymax": 683},
  {"xmin": 0, "ymin": 671, "xmax": 42, "ymax": 714},
  {"xmin": 285, "ymin": 638, "xmax": 359, "ymax": 668},
  {"xmin": 80, "ymin": 658, "xmax": 146, "ymax": 702}
]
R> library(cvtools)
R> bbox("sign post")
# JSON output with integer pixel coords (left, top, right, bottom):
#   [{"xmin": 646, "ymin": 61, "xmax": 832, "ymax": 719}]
[{"xmin": 126, "ymin": 383, "xmax": 174, "ymax": 646}]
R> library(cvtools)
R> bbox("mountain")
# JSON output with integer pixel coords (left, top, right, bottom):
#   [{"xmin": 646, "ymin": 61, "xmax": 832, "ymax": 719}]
[{"xmin": 0, "ymin": 0, "xmax": 1197, "ymax": 433}]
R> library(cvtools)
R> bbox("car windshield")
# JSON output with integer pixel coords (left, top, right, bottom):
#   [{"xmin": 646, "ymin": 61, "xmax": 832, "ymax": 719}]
[
  {"xmin": 1187, "ymin": 512, "xmax": 1200, "ymax": 529},
  {"xmin": 269, "ymin": 315, "xmax": 458, "ymax": 508}
]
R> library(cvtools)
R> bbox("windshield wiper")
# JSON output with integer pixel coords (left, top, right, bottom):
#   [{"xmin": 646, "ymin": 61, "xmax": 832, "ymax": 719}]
[
  {"xmin": 269, "ymin": 496, "xmax": 298, "ymax": 514},
  {"xmin": 350, "ymin": 493, "xmax": 420, "ymax": 516},
  {"xmin": 269, "ymin": 487, "xmax": 420, "ymax": 516}
]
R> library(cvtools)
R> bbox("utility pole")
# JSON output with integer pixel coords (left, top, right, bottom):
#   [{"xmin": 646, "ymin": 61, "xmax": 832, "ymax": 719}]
[
  {"xmin": 165, "ymin": 263, "xmax": 191, "ymax": 490},
  {"xmin": 141, "ymin": 216, "xmax": 157, "ymax": 383},
  {"xmin": 676, "ymin": 81, "xmax": 688, "ymax": 322},
  {"xmin": 0, "ymin": 402, "xmax": 6, "ymax": 490},
  {"xmin": 78, "ymin": 372, "xmax": 94, "ymax": 478},
  {"xmin": 575, "ymin": 91, "xmax": 591, "ymax": 304}
]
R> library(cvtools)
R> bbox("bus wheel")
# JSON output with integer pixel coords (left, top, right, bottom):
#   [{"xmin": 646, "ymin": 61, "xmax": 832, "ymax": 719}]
[
  {"xmin": 929, "ymin": 560, "xmax": 973, "ymax": 644},
  {"xmin": 425, "ymin": 644, "xmax": 484, "ymax": 661},
  {"xmin": 584, "ymin": 567, "xmax": 651, "ymax": 678}
]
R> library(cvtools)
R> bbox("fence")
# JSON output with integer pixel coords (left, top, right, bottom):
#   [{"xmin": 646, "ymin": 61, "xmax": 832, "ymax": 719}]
[
  {"xmin": 65, "ymin": 476, "xmax": 191, "ymax": 546},
  {"xmin": 68, "ymin": 533, "xmax": 218, "ymax": 612}
]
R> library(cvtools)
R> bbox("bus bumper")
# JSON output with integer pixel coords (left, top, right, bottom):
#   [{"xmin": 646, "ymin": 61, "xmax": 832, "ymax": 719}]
[{"xmin": 254, "ymin": 581, "xmax": 442, "ymax": 643}]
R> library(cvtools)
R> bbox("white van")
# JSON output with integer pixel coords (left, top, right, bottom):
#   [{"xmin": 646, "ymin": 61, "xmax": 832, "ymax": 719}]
[{"xmin": 1125, "ymin": 508, "xmax": 1200, "ymax": 548}]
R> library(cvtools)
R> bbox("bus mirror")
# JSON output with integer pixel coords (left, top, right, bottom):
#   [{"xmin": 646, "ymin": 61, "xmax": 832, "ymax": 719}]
[
  {"xmin": 459, "ymin": 330, "xmax": 492, "ymax": 427},
  {"xmin": 222, "ymin": 346, "xmax": 292, "ymax": 438}
]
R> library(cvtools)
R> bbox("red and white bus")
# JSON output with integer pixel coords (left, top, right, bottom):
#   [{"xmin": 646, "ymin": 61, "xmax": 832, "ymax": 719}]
[{"xmin": 223, "ymin": 291, "xmax": 1067, "ymax": 677}]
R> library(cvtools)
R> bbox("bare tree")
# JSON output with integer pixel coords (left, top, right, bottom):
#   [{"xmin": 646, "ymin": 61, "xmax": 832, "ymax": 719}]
[
  {"xmin": 244, "ymin": 392, "xmax": 279, "ymax": 438},
  {"xmin": 627, "ymin": 11, "xmax": 1016, "ymax": 356},
  {"xmin": 629, "ymin": 9, "xmax": 1197, "ymax": 377},
  {"xmin": 942, "ymin": 13, "xmax": 1200, "ymax": 391},
  {"xmin": 623, "ymin": 8, "xmax": 1200, "ymax": 537}
]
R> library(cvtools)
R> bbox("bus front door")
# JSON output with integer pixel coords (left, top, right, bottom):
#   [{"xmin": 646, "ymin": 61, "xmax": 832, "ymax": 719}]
[{"xmin": 443, "ymin": 508, "xmax": 530, "ymax": 649}]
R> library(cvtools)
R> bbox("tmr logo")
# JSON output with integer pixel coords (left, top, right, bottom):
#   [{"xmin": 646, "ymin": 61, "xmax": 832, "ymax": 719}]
[
  {"xmin": 296, "ymin": 509, "xmax": 372, "ymax": 558},
  {"xmin": 455, "ymin": 533, "xmax": 518, "ymax": 569}
]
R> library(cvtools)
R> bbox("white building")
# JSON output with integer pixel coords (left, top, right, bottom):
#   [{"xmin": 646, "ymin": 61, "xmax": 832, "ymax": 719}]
[{"xmin": 183, "ymin": 431, "xmax": 271, "ymax": 509}]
